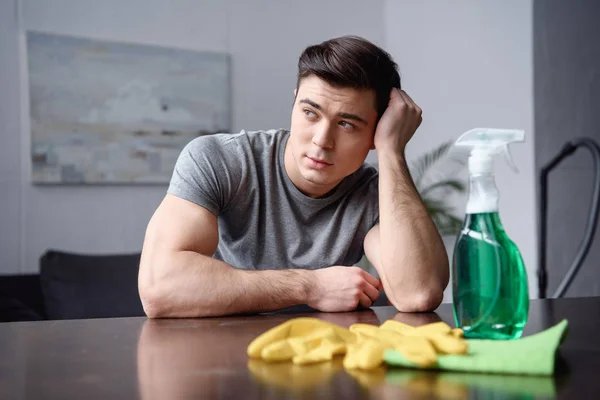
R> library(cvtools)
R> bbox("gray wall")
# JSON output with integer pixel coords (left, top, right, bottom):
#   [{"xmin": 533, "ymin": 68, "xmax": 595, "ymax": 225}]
[
  {"xmin": 0, "ymin": 0, "xmax": 23, "ymax": 276},
  {"xmin": 534, "ymin": 0, "xmax": 600, "ymax": 297},
  {"xmin": 385, "ymin": 0, "xmax": 536, "ymax": 300}
]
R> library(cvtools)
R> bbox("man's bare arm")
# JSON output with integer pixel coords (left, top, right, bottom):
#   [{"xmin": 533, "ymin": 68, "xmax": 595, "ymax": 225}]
[
  {"xmin": 138, "ymin": 194, "xmax": 314, "ymax": 318},
  {"xmin": 139, "ymin": 195, "xmax": 381, "ymax": 317},
  {"xmin": 365, "ymin": 157, "xmax": 448, "ymax": 312},
  {"xmin": 364, "ymin": 89, "xmax": 449, "ymax": 312}
]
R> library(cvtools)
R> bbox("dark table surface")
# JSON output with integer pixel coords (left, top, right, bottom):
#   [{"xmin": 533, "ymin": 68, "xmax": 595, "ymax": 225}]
[{"xmin": 1, "ymin": 297, "xmax": 599, "ymax": 400}]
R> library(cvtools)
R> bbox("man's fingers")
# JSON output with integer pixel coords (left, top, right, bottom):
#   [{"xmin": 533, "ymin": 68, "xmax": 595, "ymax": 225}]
[
  {"xmin": 362, "ymin": 280, "xmax": 380, "ymax": 304},
  {"xmin": 359, "ymin": 292, "xmax": 373, "ymax": 309},
  {"xmin": 399, "ymin": 90, "xmax": 423, "ymax": 129},
  {"xmin": 399, "ymin": 89, "xmax": 416, "ymax": 107},
  {"xmin": 360, "ymin": 269, "xmax": 381, "ymax": 289},
  {"xmin": 400, "ymin": 90, "xmax": 422, "ymax": 114}
]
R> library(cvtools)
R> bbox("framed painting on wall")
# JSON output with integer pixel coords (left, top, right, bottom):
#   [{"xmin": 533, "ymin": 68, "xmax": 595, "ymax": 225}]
[{"xmin": 26, "ymin": 31, "xmax": 231, "ymax": 184}]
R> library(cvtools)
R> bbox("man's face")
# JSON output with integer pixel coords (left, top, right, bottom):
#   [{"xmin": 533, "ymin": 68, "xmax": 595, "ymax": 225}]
[{"xmin": 285, "ymin": 75, "xmax": 378, "ymax": 198}]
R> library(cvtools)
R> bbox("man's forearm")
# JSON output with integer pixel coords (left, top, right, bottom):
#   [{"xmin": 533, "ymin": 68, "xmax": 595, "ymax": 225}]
[
  {"xmin": 375, "ymin": 151, "xmax": 449, "ymax": 311},
  {"xmin": 139, "ymin": 251, "xmax": 313, "ymax": 318}
]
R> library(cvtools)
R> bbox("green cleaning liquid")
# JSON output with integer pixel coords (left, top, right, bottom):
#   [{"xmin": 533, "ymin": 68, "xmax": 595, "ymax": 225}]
[
  {"xmin": 452, "ymin": 212, "xmax": 529, "ymax": 339},
  {"xmin": 452, "ymin": 127, "xmax": 530, "ymax": 340}
]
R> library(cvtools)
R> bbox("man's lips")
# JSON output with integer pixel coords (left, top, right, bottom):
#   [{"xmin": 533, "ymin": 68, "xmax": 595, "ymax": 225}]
[
  {"xmin": 306, "ymin": 156, "xmax": 332, "ymax": 165},
  {"xmin": 306, "ymin": 156, "xmax": 333, "ymax": 170}
]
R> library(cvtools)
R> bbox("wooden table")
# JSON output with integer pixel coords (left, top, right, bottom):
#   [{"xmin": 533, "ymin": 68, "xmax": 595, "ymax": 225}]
[{"xmin": 1, "ymin": 298, "xmax": 599, "ymax": 399}]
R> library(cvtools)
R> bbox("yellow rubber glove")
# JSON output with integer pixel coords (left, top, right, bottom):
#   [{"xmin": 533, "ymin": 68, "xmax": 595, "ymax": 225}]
[
  {"xmin": 247, "ymin": 318, "xmax": 357, "ymax": 365},
  {"xmin": 342, "ymin": 320, "xmax": 467, "ymax": 369},
  {"xmin": 247, "ymin": 318, "xmax": 468, "ymax": 371},
  {"xmin": 345, "ymin": 323, "xmax": 439, "ymax": 369},
  {"xmin": 379, "ymin": 320, "xmax": 468, "ymax": 355}
]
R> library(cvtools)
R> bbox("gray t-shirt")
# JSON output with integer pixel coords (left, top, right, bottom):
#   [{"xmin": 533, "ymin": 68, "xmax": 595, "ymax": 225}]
[{"xmin": 167, "ymin": 129, "xmax": 379, "ymax": 270}]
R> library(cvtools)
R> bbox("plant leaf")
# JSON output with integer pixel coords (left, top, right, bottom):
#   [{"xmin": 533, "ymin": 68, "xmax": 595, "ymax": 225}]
[
  {"xmin": 419, "ymin": 179, "xmax": 466, "ymax": 197},
  {"xmin": 410, "ymin": 140, "xmax": 454, "ymax": 187},
  {"xmin": 422, "ymin": 198, "xmax": 449, "ymax": 214},
  {"xmin": 422, "ymin": 198, "xmax": 464, "ymax": 236},
  {"xmin": 433, "ymin": 212, "xmax": 464, "ymax": 237},
  {"xmin": 408, "ymin": 139, "xmax": 467, "ymax": 237}
]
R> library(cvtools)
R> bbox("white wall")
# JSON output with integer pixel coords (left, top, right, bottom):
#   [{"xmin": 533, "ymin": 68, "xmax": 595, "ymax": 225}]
[
  {"xmin": 0, "ymin": 0, "xmax": 384, "ymax": 273},
  {"xmin": 384, "ymin": 0, "xmax": 537, "ymax": 298}
]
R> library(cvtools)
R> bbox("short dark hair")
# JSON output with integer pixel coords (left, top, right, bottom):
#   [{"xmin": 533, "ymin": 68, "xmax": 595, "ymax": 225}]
[{"xmin": 296, "ymin": 35, "xmax": 401, "ymax": 121}]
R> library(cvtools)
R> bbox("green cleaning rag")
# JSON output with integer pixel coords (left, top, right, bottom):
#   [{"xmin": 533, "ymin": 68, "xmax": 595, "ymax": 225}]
[{"xmin": 384, "ymin": 319, "xmax": 568, "ymax": 376}]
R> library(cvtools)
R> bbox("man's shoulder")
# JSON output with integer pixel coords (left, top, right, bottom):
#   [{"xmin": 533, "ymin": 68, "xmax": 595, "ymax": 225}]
[
  {"xmin": 341, "ymin": 161, "xmax": 379, "ymax": 198},
  {"xmin": 359, "ymin": 161, "xmax": 378, "ymax": 174},
  {"xmin": 235, "ymin": 128, "xmax": 289, "ymax": 149},
  {"xmin": 354, "ymin": 161, "xmax": 379, "ymax": 180},
  {"xmin": 185, "ymin": 129, "xmax": 288, "ymax": 153}
]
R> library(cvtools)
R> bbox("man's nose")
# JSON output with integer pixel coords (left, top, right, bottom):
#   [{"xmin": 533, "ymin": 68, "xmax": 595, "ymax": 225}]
[{"xmin": 312, "ymin": 121, "xmax": 335, "ymax": 149}]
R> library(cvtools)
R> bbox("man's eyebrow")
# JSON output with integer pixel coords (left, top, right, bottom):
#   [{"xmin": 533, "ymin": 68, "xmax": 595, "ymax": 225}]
[
  {"xmin": 338, "ymin": 112, "xmax": 368, "ymax": 126},
  {"xmin": 299, "ymin": 98, "xmax": 321, "ymax": 110},
  {"xmin": 298, "ymin": 98, "xmax": 368, "ymax": 125}
]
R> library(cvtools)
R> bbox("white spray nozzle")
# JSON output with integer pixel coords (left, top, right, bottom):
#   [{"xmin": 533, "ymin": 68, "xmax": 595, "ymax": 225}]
[
  {"xmin": 455, "ymin": 128, "xmax": 524, "ymax": 174},
  {"xmin": 502, "ymin": 145, "xmax": 519, "ymax": 173}
]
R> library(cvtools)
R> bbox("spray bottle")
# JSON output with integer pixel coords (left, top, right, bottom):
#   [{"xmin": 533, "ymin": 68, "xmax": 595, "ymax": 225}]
[{"xmin": 452, "ymin": 128, "xmax": 529, "ymax": 340}]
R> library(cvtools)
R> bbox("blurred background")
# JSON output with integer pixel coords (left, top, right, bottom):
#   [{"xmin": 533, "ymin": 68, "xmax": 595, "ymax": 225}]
[{"xmin": 0, "ymin": 0, "xmax": 598, "ymax": 307}]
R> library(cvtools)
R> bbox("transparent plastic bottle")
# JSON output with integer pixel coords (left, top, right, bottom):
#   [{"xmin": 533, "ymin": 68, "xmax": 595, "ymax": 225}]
[
  {"xmin": 452, "ymin": 128, "xmax": 529, "ymax": 340},
  {"xmin": 452, "ymin": 211, "xmax": 529, "ymax": 339}
]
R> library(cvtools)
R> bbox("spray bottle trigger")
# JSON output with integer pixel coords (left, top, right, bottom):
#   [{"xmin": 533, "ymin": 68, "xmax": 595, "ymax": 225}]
[{"xmin": 503, "ymin": 145, "xmax": 519, "ymax": 173}]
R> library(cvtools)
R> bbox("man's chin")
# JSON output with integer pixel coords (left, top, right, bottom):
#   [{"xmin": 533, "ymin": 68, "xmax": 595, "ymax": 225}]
[
  {"xmin": 300, "ymin": 170, "xmax": 331, "ymax": 185},
  {"xmin": 300, "ymin": 171, "xmax": 343, "ymax": 191}
]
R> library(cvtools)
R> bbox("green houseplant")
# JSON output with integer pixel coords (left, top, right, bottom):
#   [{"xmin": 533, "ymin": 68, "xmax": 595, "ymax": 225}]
[{"xmin": 410, "ymin": 140, "xmax": 467, "ymax": 237}]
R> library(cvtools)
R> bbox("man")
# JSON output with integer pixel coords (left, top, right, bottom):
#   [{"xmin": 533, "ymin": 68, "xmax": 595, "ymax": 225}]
[{"xmin": 138, "ymin": 36, "xmax": 449, "ymax": 318}]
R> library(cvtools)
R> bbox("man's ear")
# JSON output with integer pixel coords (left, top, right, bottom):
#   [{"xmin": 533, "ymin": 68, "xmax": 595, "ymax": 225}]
[{"xmin": 293, "ymin": 88, "xmax": 297, "ymax": 97}]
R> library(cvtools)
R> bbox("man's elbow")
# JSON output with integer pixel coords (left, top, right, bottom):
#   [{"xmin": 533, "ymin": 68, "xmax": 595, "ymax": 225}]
[
  {"xmin": 392, "ymin": 287, "xmax": 444, "ymax": 313},
  {"xmin": 138, "ymin": 273, "xmax": 220, "ymax": 319},
  {"xmin": 138, "ymin": 260, "xmax": 173, "ymax": 318},
  {"xmin": 139, "ymin": 282, "xmax": 167, "ymax": 318}
]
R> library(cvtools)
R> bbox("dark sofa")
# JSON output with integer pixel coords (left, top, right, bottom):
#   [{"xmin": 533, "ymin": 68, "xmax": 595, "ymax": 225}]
[
  {"xmin": 1, "ymin": 250, "xmax": 389, "ymax": 322},
  {"xmin": 0, "ymin": 250, "xmax": 145, "ymax": 322}
]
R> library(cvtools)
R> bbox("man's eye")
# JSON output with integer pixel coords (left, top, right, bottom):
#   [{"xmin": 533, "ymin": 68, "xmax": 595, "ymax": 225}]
[
  {"xmin": 339, "ymin": 121, "xmax": 355, "ymax": 130},
  {"xmin": 303, "ymin": 109, "xmax": 316, "ymax": 117}
]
